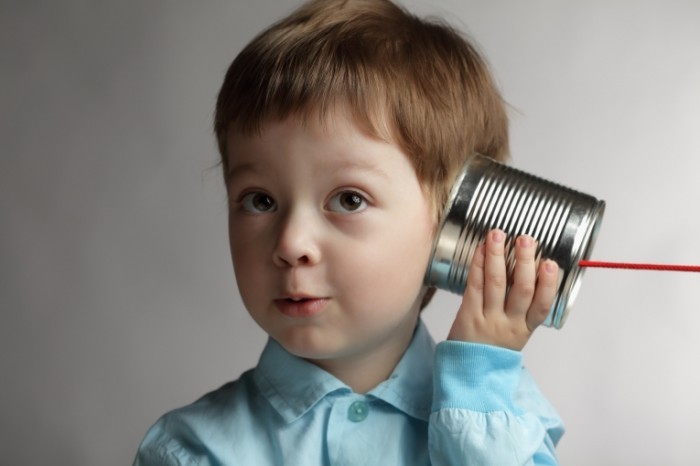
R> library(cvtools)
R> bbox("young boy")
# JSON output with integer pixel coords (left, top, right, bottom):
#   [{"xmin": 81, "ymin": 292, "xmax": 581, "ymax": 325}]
[{"xmin": 134, "ymin": 0, "xmax": 564, "ymax": 464}]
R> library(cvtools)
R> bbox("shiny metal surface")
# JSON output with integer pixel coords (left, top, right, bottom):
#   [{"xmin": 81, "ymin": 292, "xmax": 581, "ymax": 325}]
[{"xmin": 425, "ymin": 154, "xmax": 605, "ymax": 329}]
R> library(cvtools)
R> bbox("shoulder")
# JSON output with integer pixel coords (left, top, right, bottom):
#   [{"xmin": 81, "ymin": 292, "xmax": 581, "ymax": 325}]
[
  {"xmin": 134, "ymin": 370, "xmax": 274, "ymax": 465},
  {"xmin": 166, "ymin": 370, "xmax": 258, "ymax": 424}
]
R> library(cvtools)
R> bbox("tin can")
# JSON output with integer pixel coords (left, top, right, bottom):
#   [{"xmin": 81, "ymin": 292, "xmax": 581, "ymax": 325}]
[{"xmin": 425, "ymin": 154, "xmax": 605, "ymax": 329}]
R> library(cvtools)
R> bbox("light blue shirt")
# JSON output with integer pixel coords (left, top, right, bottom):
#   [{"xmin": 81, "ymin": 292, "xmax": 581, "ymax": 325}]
[{"xmin": 134, "ymin": 321, "xmax": 563, "ymax": 465}]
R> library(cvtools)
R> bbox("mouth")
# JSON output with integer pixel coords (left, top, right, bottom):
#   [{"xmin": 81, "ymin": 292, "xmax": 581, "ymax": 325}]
[{"xmin": 274, "ymin": 296, "xmax": 329, "ymax": 318}]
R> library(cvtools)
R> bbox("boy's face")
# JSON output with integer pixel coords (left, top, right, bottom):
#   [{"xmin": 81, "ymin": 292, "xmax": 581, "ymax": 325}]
[{"xmin": 225, "ymin": 109, "xmax": 436, "ymax": 366}]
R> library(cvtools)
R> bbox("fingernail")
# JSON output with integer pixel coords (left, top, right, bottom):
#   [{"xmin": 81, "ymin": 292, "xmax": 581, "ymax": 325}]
[
  {"xmin": 545, "ymin": 260, "xmax": 558, "ymax": 273},
  {"xmin": 491, "ymin": 230, "xmax": 505, "ymax": 243},
  {"xmin": 519, "ymin": 236, "xmax": 533, "ymax": 248}
]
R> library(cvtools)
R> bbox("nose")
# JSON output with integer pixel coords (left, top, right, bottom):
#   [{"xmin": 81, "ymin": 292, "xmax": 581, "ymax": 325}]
[{"xmin": 273, "ymin": 208, "xmax": 321, "ymax": 267}]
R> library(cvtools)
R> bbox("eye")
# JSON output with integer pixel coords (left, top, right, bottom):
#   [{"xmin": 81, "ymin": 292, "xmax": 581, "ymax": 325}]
[
  {"xmin": 327, "ymin": 191, "xmax": 368, "ymax": 213},
  {"xmin": 240, "ymin": 192, "xmax": 277, "ymax": 213}
]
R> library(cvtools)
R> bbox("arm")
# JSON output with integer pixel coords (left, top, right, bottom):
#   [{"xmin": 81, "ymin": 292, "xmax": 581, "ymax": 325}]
[
  {"xmin": 429, "ymin": 230, "xmax": 564, "ymax": 465},
  {"xmin": 429, "ymin": 341, "xmax": 563, "ymax": 465}
]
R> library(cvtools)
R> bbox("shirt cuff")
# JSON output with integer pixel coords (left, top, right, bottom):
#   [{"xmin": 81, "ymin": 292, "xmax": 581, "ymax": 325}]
[{"xmin": 432, "ymin": 340, "xmax": 523, "ymax": 414}]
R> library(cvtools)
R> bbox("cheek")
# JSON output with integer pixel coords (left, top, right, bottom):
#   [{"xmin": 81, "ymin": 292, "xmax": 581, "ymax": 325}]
[
  {"xmin": 333, "ymin": 220, "xmax": 435, "ymax": 307},
  {"xmin": 229, "ymin": 211, "xmax": 271, "ymax": 266},
  {"xmin": 229, "ymin": 226, "xmax": 268, "ymax": 302},
  {"xmin": 231, "ymin": 251, "xmax": 260, "ymax": 304}
]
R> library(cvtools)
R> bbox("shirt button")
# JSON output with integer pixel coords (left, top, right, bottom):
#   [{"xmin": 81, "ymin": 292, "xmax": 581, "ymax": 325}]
[{"xmin": 348, "ymin": 400, "xmax": 369, "ymax": 422}]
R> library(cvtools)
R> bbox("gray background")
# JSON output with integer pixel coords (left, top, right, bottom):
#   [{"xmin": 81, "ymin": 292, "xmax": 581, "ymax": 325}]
[{"xmin": 3, "ymin": 1, "xmax": 700, "ymax": 465}]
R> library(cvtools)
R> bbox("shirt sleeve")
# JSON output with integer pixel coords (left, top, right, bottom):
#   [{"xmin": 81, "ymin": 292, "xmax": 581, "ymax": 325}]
[{"xmin": 429, "ymin": 341, "xmax": 564, "ymax": 466}]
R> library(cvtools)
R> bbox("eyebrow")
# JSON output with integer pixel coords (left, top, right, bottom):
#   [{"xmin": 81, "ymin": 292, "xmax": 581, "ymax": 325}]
[
  {"xmin": 227, "ymin": 159, "xmax": 390, "ymax": 182},
  {"xmin": 225, "ymin": 162, "xmax": 259, "ymax": 182},
  {"xmin": 325, "ymin": 159, "xmax": 390, "ymax": 180}
]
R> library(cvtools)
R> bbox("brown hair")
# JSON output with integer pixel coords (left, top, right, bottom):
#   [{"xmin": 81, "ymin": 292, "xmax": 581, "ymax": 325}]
[
  {"xmin": 214, "ymin": 0, "xmax": 510, "ymax": 308},
  {"xmin": 215, "ymin": 0, "xmax": 509, "ymax": 210}
]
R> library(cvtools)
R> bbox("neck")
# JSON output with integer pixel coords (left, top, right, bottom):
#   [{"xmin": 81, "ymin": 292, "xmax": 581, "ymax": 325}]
[{"xmin": 309, "ymin": 318, "xmax": 418, "ymax": 393}]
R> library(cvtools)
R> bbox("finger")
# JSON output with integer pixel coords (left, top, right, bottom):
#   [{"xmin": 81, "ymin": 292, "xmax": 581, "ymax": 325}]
[
  {"xmin": 505, "ymin": 235, "xmax": 537, "ymax": 316},
  {"xmin": 526, "ymin": 259, "xmax": 560, "ymax": 331},
  {"xmin": 483, "ymin": 229, "xmax": 507, "ymax": 316},
  {"xmin": 461, "ymin": 243, "xmax": 486, "ymax": 316}
]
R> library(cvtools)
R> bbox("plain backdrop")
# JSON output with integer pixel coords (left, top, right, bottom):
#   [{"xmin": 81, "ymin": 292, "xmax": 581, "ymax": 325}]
[{"xmin": 2, "ymin": 1, "xmax": 700, "ymax": 465}]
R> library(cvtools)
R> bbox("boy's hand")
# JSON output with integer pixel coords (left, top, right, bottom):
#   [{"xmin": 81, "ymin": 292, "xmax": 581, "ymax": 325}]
[{"xmin": 447, "ymin": 229, "xmax": 559, "ymax": 351}]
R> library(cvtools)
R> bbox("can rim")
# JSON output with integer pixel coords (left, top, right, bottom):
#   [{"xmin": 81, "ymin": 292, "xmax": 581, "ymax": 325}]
[
  {"xmin": 424, "ymin": 154, "xmax": 480, "ymax": 287},
  {"xmin": 548, "ymin": 199, "xmax": 605, "ymax": 328}
]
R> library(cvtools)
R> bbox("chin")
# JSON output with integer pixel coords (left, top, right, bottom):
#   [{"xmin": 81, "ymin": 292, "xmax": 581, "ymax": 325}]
[{"xmin": 273, "ymin": 326, "xmax": 345, "ymax": 360}]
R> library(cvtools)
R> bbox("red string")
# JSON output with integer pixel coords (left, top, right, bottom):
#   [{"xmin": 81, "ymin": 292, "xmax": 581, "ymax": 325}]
[{"xmin": 579, "ymin": 260, "xmax": 700, "ymax": 273}]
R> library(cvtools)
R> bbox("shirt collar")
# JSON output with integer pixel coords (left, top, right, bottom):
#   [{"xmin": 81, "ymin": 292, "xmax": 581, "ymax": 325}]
[
  {"xmin": 367, "ymin": 320, "xmax": 434, "ymax": 421},
  {"xmin": 253, "ymin": 319, "xmax": 435, "ymax": 424},
  {"xmin": 253, "ymin": 338, "xmax": 350, "ymax": 424}
]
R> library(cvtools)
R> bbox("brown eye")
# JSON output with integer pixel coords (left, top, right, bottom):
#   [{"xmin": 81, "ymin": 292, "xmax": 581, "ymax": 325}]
[
  {"xmin": 328, "ymin": 191, "xmax": 367, "ymax": 213},
  {"xmin": 241, "ymin": 192, "xmax": 276, "ymax": 213}
]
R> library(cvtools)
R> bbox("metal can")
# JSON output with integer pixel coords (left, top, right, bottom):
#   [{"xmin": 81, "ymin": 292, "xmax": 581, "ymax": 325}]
[{"xmin": 425, "ymin": 154, "xmax": 605, "ymax": 328}]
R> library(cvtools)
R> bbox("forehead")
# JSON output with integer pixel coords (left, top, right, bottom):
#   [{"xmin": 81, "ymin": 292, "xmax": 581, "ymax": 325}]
[{"xmin": 225, "ymin": 108, "xmax": 399, "ymax": 176}]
